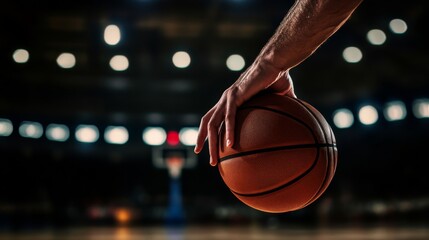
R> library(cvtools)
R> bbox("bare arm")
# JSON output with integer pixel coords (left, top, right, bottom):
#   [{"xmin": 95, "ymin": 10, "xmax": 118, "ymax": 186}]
[{"xmin": 195, "ymin": 0, "xmax": 363, "ymax": 166}]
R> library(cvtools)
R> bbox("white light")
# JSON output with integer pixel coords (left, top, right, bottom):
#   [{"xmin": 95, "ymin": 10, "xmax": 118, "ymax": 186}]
[
  {"xmin": 142, "ymin": 127, "xmax": 166, "ymax": 146},
  {"xmin": 179, "ymin": 127, "xmax": 199, "ymax": 146},
  {"xmin": 13, "ymin": 49, "xmax": 29, "ymax": 63},
  {"xmin": 358, "ymin": 105, "xmax": 379, "ymax": 125},
  {"xmin": 104, "ymin": 126, "xmax": 129, "ymax": 144},
  {"xmin": 389, "ymin": 19, "xmax": 407, "ymax": 34},
  {"xmin": 367, "ymin": 29, "xmax": 387, "ymax": 45},
  {"xmin": 46, "ymin": 124, "xmax": 69, "ymax": 142},
  {"xmin": 343, "ymin": 46, "xmax": 363, "ymax": 63},
  {"xmin": 109, "ymin": 55, "xmax": 129, "ymax": 71},
  {"xmin": 384, "ymin": 101, "xmax": 407, "ymax": 121},
  {"xmin": 0, "ymin": 118, "xmax": 13, "ymax": 136},
  {"xmin": 413, "ymin": 98, "xmax": 429, "ymax": 118},
  {"xmin": 332, "ymin": 109, "xmax": 354, "ymax": 129},
  {"xmin": 104, "ymin": 24, "xmax": 121, "ymax": 45},
  {"xmin": 226, "ymin": 54, "xmax": 245, "ymax": 71},
  {"xmin": 75, "ymin": 125, "xmax": 99, "ymax": 143},
  {"xmin": 57, "ymin": 53, "xmax": 76, "ymax": 69},
  {"xmin": 19, "ymin": 121, "xmax": 43, "ymax": 139},
  {"xmin": 172, "ymin": 51, "xmax": 191, "ymax": 68}
]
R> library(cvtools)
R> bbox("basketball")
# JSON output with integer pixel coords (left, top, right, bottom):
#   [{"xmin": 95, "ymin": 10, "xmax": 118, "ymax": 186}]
[{"xmin": 218, "ymin": 93, "xmax": 337, "ymax": 213}]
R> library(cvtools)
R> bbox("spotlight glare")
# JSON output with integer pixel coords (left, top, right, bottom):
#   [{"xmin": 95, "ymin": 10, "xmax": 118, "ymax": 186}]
[
  {"xmin": 75, "ymin": 125, "xmax": 99, "ymax": 143},
  {"xmin": 0, "ymin": 118, "xmax": 13, "ymax": 136},
  {"xmin": 358, "ymin": 105, "xmax": 379, "ymax": 125},
  {"xmin": 104, "ymin": 24, "xmax": 121, "ymax": 45},
  {"xmin": 13, "ymin": 49, "xmax": 29, "ymax": 63},
  {"xmin": 343, "ymin": 46, "xmax": 362, "ymax": 63},
  {"xmin": 389, "ymin": 19, "xmax": 407, "ymax": 34},
  {"xmin": 110, "ymin": 55, "xmax": 129, "ymax": 71},
  {"xmin": 413, "ymin": 98, "xmax": 429, "ymax": 118},
  {"xmin": 179, "ymin": 127, "xmax": 199, "ymax": 146},
  {"xmin": 105, "ymin": 126, "xmax": 129, "ymax": 144},
  {"xmin": 367, "ymin": 29, "xmax": 387, "ymax": 45},
  {"xmin": 172, "ymin": 51, "xmax": 191, "ymax": 68},
  {"xmin": 384, "ymin": 101, "xmax": 407, "ymax": 121},
  {"xmin": 19, "ymin": 121, "xmax": 43, "ymax": 139},
  {"xmin": 46, "ymin": 124, "xmax": 70, "ymax": 142},
  {"xmin": 226, "ymin": 54, "xmax": 245, "ymax": 71},
  {"xmin": 142, "ymin": 127, "xmax": 166, "ymax": 146},
  {"xmin": 332, "ymin": 109, "xmax": 354, "ymax": 129},
  {"xmin": 57, "ymin": 52, "xmax": 76, "ymax": 69}
]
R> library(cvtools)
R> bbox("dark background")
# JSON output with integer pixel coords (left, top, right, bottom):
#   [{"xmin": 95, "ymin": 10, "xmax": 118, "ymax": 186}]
[{"xmin": 0, "ymin": 0, "xmax": 428, "ymax": 229}]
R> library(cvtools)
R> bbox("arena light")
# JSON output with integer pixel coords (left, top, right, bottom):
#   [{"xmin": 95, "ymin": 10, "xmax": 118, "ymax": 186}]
[
  {"xmin": 19, "ymin": 121, "xmax": 43, "ymax": 139},
  {"xmin": 389, "ymin": 19, "xmax": 407, "ymax": 34},
  {"xmin": 104, "ymin": 126, "xmax": 129, "ymax": 144},
  {"xmin": 412, "ymin": 98, "xmax": 429, "ymax": 119},
  {"xmin": 384, "ymin": 101, "xmax": 407, "ymax": 121},
  {"xmin": 142, "ymin": 127, "xmax": 166, "ymax": 146},
  {"xmin": 172, "ymin": 51, "xmax": 191, "ymax": 68},
  {"xmin": 0, "ymin": 118, "xmax": 13, "ymax": 136},
  {"xmin": 358, "ymin": 105, "xmax": 379, "ymax": 125},
  {"xmin": 226, "ymin": 54, "xmax": 245, "ymax": 71},
  {"xmin": 342, "ymin": 46, "xmax": 362, "ymax": 63},
  {"xmin": 57, "ymin": 52, "xmax": 76, "ymax": 69},
  {"xmin": 179, "ymin": 127, "xmax": 199, "ymax": 146},
  {"xmin": 166, "ymin": 130, "xmax": 180, "ymax": 146},
  {"xmin": 109, "ymin": 55, "xmax": 129, "ymax": 71},
  {"xmin": 46, "ymin": 124, "xmax": 70, "ymax": 142},
  {"xmin": 367, "ymin": 29, "xmax": 387, "ymax": 45},
  {"xmin": 12, "ymin": 49, "xmax": 29, "ymax": 63},
  {"xmin": 332, "ymin": 108, "xmax": 354, "ymax": 129},
  {"xmin": 104, "ymin": 24, "xmax": 121, "ymax": 45},
  {"xmin": 75, "ymin": 124, "xmax": 99, "ymax": 143}
]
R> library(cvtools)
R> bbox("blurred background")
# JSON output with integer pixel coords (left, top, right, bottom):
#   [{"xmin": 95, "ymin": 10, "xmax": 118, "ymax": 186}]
[{"xmin": 0, "ymin": 0, "xmax": 428, "ymax": 237}]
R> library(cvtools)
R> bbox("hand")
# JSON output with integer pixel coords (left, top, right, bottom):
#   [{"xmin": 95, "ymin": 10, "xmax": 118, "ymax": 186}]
[{"xmin": 194, "ymin": 61, "xmax": 296, "ymax": 166}]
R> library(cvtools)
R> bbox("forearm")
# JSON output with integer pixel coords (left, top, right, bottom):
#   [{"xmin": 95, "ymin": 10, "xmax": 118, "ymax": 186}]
[{"xmin": 258, "ymin": 0, "xmax": 363, "ymax": 71}]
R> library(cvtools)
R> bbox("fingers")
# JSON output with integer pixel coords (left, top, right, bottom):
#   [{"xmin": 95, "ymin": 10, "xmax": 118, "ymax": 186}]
[
  {"xmin": 194, "ymin": 108, "xmax": 214, "ymax": 154},
  {"xmin": 207, "ymin": 115, "xmax": 220, "ymax": 166},
  {"xmin": 225, "ymin": 92, "xmax": 236, "ymax": 148}
]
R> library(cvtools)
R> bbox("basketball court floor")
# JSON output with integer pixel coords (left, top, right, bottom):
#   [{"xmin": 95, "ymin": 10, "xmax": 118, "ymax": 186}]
[{"xmin": 1, "ymin": 224, "xmax": 428, "ymax": 240}]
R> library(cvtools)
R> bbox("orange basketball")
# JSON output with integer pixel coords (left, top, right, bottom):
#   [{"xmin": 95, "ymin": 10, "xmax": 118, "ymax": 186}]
[{"xmin": 218, "ymin": 93, "xmax": 337, "ymax": 213}]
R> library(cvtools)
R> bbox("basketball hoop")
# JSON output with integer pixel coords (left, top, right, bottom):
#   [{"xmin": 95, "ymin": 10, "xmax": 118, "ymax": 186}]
[{"xmin": 166, "ymin": 156, "xmax": 185, "ymax": 179}]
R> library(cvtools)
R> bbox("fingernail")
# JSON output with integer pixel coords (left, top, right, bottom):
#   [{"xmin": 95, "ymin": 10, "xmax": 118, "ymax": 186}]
[{"xmin": 226, "ymin": 139, "xmax": 231, "ymax": 147}]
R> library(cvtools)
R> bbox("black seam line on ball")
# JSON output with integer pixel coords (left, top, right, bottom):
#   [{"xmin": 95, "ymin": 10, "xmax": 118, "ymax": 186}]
[
  {"xmin": 219, "ymin": 143, "xmax": 336, "ymax": 162},
  {"xmin": 230, "ymin": 143, "xmax": 323, "ymax": 198}
]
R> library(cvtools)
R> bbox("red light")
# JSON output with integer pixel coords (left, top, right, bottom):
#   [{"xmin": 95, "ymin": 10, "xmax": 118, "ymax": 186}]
[{"xmin": 167, "ymin": 131, "xmax": 180, "ymax": 146}]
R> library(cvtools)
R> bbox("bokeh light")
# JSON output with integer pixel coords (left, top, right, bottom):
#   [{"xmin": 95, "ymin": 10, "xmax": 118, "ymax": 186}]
[
  {"xmin": 172, "ymin": 51, "xmax": 191, "ymax": 68},
  {"xmin": 75, "ymin": 125, "xmax": 99, "ymax": 143},
  {"xmin": 332, "ymin": 108, "xmax": 354, "ymax": 129},
  {"xmin": 343, "ymin": 46, "xmax": 363, "ymax": 63},
  {"xmin": 12, "ymin": 49, "xmax": 29, "ymax": 63},
  {"xmin": 104, "ymin": 126, "xmax": 129, "ymax": 144},
  {"xmin": 46, "ymin": 124, "xmax": 70, "ymax": 142},
  {"xmin": 358, "ymin": 105, "xmax": 379, "ymax": 125},
  {"xmin": 142, "ymin": 127, "xmax": 167, "ymax": 146},
  {"xmin": 57, "ymin": 53, "xmax": 76, "ymax": 69}
]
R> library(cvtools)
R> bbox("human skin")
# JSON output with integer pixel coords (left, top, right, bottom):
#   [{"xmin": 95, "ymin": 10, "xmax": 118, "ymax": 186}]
[{"xmin": 194, "ymin": 0, "xmax": 364, "ymax": 166}]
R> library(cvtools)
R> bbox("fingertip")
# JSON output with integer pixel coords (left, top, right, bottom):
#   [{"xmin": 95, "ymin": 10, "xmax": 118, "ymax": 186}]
[
  {"xmin": 210, "ymin": 159, "xmax": 217, "ymax": 167},
  {"xmin": 194, "ymin": 144, "xmax": 200, "ymax": 154},
  {"xmin": 226, "ymin": 139, "xmax": 233, "ymax": 148}
]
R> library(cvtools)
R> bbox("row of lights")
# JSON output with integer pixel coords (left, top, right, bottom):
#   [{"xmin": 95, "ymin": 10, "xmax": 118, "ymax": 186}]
[
  {"xmin": 12, "ymin": 48, "xmax": 246, "ymax": 72},
  {"xmin": 332, "ymin": 99, "xmax": 429, "ymax": 129},
  {"xmin": 0, "ymin": 120, "xmax": 198, "ymax": 147},
  {"xmin": 11, "ymin": 18, "xmax": 408, "ymax": 70},
  {"xmin": 1, "ymin": 98, "xmax": 427, "ymax": 145},
  {"xmin": 342, "ymin": 18, "xmax": 408, "ymax": 63},
  {"xmin": 12, "ymin": 23, "xmax": 246, "ymax": 72}
]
